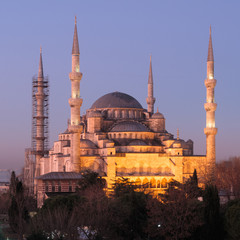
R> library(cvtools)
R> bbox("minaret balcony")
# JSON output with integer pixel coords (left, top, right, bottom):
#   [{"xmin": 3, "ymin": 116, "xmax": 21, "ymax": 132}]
[
  {"xmin": 204, "ymin": 128, "xmax": 217, "ymax": 135},
  {"xmin": 69, "ymin": 72, "xmax": 82, "ymax": 81},
  {"xmin": 204, "ymin": 103, "xmax": 217, "ymax": 112},
  {"xmin": 146, "ymin": 97, "xmax": 156, "ymax": 105},
  {"xmin": 205, "ymin": 79, "xmax": 216, "ymax": 88},
  {"xmin": 68, "ymin": 98, "xmax": 83, "ymax": 107},
  {"xmin": 68, "ymin": 124, "xmax": 83, "ymax": 133}
]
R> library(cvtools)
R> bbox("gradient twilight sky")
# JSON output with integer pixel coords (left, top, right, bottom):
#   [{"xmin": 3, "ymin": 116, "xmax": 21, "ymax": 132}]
[{"xmin": 0, "ymin": 1, "xmax": 239, "ymax": 171}]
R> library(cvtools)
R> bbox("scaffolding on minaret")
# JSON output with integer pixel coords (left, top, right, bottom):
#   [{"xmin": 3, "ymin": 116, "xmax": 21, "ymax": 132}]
[
  {"xmin": 31, "ymin": 75, "xmax": 49, "ymax": 154},
  {"xmin": 24, "ymin": 74, "xmax": 49, "ymax": 195}
]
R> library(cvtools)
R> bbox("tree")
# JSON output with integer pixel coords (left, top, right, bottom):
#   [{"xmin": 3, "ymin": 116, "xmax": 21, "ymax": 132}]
[
  {"xmin": 201, "ymin": 184, "xmax": 224, "ymax": 240},
  {"xmin": 148, "ymin": 180, "xmax": 203, "ymax": 240},
  {"xmin": 29, "ymin": 195, "xmax": 81, "ymax": 240},
  {"xmin": 8, "ymin": 172, "xmax": 29, "ymax": 240},
  {"xmin": 78, "ymin": 170, "xmax": 106, "ymax": 191},
  {"xmin": 216, "ymin": 157, "xmax": 240, "ymax": 200},
  {"xmin": 108, "ymin": 178, "xmax": 148, "ymax": 240},
  {"xmin": 224, "ymin": 200, "xmax": 240, "ymax": 240}
]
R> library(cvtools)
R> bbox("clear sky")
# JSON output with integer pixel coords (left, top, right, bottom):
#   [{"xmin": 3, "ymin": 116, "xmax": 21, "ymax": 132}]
[{"xmin": 0, "ymin": 0, "xmax": 239, "ymax": 171}]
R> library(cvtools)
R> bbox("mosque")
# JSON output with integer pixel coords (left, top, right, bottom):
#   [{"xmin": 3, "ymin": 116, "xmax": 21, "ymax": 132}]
[{"xmin": 33, "ymin": 19, "xmax": 217, "ymax": 206}]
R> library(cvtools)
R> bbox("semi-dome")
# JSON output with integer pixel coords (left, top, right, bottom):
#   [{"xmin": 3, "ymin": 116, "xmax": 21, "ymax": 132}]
[
  {"xmin": 91, "ymin": 92, "xmax": 143, "ymax": 109},
  {"xmin": 80, "ymin": 139, "xmax": 98, "ymax": 149},
  {"xmin": 151, "ymin": 110, "xmax": 164, "ymax": 119},
  {"xmin": 110, "ymin": 121, "xmax": 150, "ymax": 132},
  {"xmin": 88, "ymin": 110, "xmax": 102, "ymax": 118},
  {"xmin": 128, "ymin": 140, "xmax": 148, "ymax": 146}
]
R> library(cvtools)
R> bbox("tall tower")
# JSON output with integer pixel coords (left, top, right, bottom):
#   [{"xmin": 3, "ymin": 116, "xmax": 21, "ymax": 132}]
[
  {"xmin": 204, "ymin": 27, "xmax": 217, "ymax": 179},
  {"xmin": 146, "ymin": 55, "xmax": 155, "ymax": 114},
  {"xmin": 24, "ymin": 47, "xmax": 49, "ymax": 194},
  {"xmin": 68, "ymin": 17, "xmax": 83, "ymax": 172},
  {"xmin": 34, "ymin": 47, "xmax": 47, "ymax": 178}
]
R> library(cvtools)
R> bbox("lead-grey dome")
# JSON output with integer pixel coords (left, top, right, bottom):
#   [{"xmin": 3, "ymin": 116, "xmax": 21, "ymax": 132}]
[
  {"xmin": 110, "ymin": 121, "xmax": 150, "ymax": 132},
  {"xmin": 88, "ymin": 110, "xmax": 102, "ymax": 118},
  {"xmin": 91, "ymin": 92, "xmax": 143, "ymax": 109},
  {"xmin": 80, "ymin": 139, "xmax": 98, "ymax": 149},
  {"xmin": 129, "ymin": 140, "xmax": 148, "ymax": 146}
]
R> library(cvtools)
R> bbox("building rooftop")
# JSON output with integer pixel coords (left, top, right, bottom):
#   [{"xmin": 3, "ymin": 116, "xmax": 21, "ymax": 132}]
[
  {"xmin": 91, "ymin": 92, "xmax": 143, "ymax": 109},
  {"xmin": 110, "ymin": 121, "xmax": 150, "ymax": 132},
  {"xmin": 37, "ymin": 172, "xmax": 83, "ymax": 180}
]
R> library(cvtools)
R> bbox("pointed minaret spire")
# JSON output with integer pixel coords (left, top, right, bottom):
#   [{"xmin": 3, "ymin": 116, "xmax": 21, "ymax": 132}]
[
  {"xmin": 204, "ymin": 26, "xmax": 217, "ymax": 181},
  {"xmin": 177, "ymin": 128, "xmax": 179, "ymax": 140},
  {"xmin": 38, "ymin": 46, "xmax": 43, "ymax": 79},
  {"xmin": 72, "ymin": 16, "xmax": 80, "ymax": 55},
  {"xmin": 146, "ymin": 55, "xmax": 155, "ymax": 114},
  {"xmin": 148, "ymin": 55, "xmax": 153, "ymax": 84},
  {"xmin": 69, "ymin": 17, "xmax": 83, "ymax": 172},
  {"xmin": 207, "ymin": 26, "xmax": 214, "ymax": 62},
  {"xmin": 34, "ymin": 46, "xmax": 46, "ymax": 180}
]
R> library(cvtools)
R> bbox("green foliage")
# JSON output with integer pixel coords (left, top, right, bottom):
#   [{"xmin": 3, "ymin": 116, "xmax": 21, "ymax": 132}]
[
  {"xmin": 78, "ymin": 170, "xmax": 106, "ymax": 191},
  {"xmin": 27, "ymin": 231, "xmax": 48, "ymax": 240},
  {"xmin": 201, "ymin": 184, "xmax": 224, "ymax": 240},
  {"xmin": 9, "ymin": 171, "xmax": 17, "ymax": 197},
  {"xmin": 8, "ymin": 174, "xmax": 29, "ymax": 239},
  {"xmin": 185, "ymin": 169, "xmax": 202, "ymax": 199},
  {"xmin": 225, "ymin": 200, "xmax": 240, "ymax": 240},
  {"xmin": 110, "ymin": 178, "xmax": 148, "ymax": 240},
  {"xmin": 151, "ymin": 180, "xmax": 204, "ymax": 240},
  {"xmin": 112, "ymin": 177, "xmax": 136, "ymax": 197},
  {"xmin": 42, "ymin": 194, "xmax": 81, "ymax": 212},
  {"xmin": 0, "ymin": 227, "xmax": 5, "ymax": 240}
]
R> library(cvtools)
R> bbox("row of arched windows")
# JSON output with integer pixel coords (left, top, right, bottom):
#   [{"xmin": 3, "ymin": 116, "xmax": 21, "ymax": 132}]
[
  {"xmin": 117, "ymin": 166, "xmax": 172, "ymax": 175},
  {"xmin": 107, "ymin": 109, "xmax": 143, "ymax": 119},
  {"xmin": 134, "ymin": 178, "xmax": 169, "ymax": 189},
  {"xmin": 59, "ymin": 135, "xmax": 70, "ymax": 141},
  {"xmin": 109, "ymin": 132, "xmax": 152, "ymax": 140}
]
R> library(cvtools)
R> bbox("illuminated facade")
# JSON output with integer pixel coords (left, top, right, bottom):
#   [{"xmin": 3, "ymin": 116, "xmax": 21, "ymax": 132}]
[{"xmin": 37, "ymin": 20, "xmax": 217, "ymax": 203}]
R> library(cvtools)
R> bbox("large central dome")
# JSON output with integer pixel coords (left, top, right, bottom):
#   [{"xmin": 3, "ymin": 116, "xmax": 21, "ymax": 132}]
[{"xmin": 91, "ymin": 92, "xmax": 143, "ymax": 109}]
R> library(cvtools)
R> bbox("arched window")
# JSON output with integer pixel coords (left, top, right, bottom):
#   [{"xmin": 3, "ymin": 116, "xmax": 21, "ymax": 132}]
[
  {"xmin": 157, "ymin": 180, "xmax": 161, "ymax": 188},
  {"xmin": 150, "ymin": 178, "xmax": 156, "ymax": 188},
  {"xmin": 161, "ymin": 178, "xmax": 167, "ymax": 188},
  {"xmin": 143, "ymin": 178, "xmax": 149, "ymax": 188},
  {"xmin": 135, "ymin": 178, "xmax": 141, "ymax": 187}
]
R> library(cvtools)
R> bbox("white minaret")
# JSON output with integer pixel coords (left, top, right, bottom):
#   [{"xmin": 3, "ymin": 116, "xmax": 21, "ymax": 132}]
[
  {"xmin": 35, "ymin": 47, "xmax": 45, "ymax": 178},
  {"xmin": 204, "ymin": 26, "xmax": 217, "ymax": 179},
  {"xmin": 68, "ymin": 17, "xmax": 83, "ymax": 172},
  {"xmin": 146, "ymin": 55, "xmax": 155, "ymax": 114}
]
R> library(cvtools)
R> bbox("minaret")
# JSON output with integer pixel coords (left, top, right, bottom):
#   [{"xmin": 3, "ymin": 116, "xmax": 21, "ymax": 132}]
[
  {"xmin": 35, "ymin": 47, "xmax": 45, "ymax": 177},
  {"xmin": 204, "ymin": 26, "xmax": 217, "ymax": 180},
  {"xmin": 146, "ymin": 55, "xmax": 155, "ymax": 114},
  {"xmin": 68, "ymin": 17, "xmax": 83, "ymax": 172}
]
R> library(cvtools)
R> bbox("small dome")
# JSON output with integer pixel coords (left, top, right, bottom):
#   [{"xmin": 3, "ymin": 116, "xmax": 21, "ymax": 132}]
[
  {"xmin": 173, "ymin": 140, "xmax": 183, "ymax": 148},
  {"xmin": 110, "ymin": 121, "xmax": 150, "ymax": 132},
  {"xmin": 151, "ymin": 111, "xmax": 164, "ymax": 119},
  {"xmin": 88, "ymin": 110, "xmax": 102, "ymax": 118},
  {"xmin": 91, "ymin": 92, "xmax": 143, "ymax": 109},
  {"xmin": 128, "ymin": 140, "xmax": 147, "ymax": 146},
  {"xmin": 80, "ymin": 139, "xmax": 98, "ymax": 149}
]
